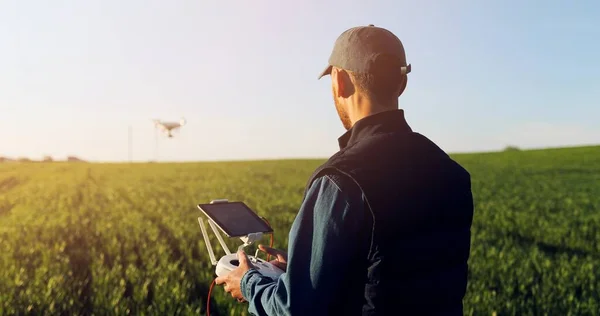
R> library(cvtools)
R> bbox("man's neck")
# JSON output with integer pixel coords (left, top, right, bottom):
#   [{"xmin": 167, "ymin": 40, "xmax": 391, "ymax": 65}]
[{"xmin": 349, "ymin": 98, "xmax": 399, "ymax": 126}]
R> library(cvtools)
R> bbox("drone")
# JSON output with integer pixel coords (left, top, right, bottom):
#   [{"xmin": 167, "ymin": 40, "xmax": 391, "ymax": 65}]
[{"xmin": 153, "ymin": 117, "xmax": 186, "ymax": 138}]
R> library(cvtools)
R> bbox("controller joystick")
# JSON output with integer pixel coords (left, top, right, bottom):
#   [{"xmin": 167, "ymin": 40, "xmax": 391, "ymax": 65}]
[{"xmin": 215, "ymin": 253, "xmax": 283, "ymax": 279}]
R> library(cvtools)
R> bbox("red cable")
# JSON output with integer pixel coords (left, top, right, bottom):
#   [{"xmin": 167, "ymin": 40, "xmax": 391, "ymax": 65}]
[
  {"xmin": 268, "ymin": 233, "xmax": 274, "ymax": 261},
  {"xmin": 207, "ymin": 279, "xmax": 216, "ymax": 316},
  {"xmin": 262, "ymin": 217, "xmax": 274, "ymax": 261}
]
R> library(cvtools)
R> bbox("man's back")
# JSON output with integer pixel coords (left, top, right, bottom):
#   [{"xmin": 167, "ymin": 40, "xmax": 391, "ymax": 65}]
[{"xmin": 305, "ymin": 110, "xmax": 474, "ymax": 315}]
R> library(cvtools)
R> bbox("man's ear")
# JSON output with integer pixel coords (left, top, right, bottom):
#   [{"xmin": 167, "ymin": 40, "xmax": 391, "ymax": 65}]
[
  {"xmin": 331, "ymin": 67, "xmax": 340, "ymax": 97},
  {"xmin": 397, "ymin": 75, "xmax": 408, "ymax": 97},
  {"xmin": 333, "ymin": 68, "xmax": 354, "ymax": 98}
]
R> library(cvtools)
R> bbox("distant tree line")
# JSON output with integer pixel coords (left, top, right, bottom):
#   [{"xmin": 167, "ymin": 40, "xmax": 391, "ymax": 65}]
[{"xmin": 0, "ymin": 155, "xmax": 87, "ymax": 163}]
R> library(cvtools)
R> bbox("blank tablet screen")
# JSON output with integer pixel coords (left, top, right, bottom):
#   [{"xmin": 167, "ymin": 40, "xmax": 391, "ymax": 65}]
[{"xmin": 197, "ymin": 202, "xmax": 272, "ymax": 237}]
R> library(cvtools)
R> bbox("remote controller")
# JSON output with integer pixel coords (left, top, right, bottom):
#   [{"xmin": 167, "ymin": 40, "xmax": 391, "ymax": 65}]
[
  {"xmin": 197, "ymin": 199, "xmax": 284, "ymax": 281},
  {"xmin": 216, "ymin": 253, "xmax": 284, "ymax": 280}
]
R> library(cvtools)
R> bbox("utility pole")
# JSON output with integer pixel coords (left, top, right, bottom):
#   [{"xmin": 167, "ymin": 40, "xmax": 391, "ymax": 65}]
[
  {"xmin": 128, "ymin": 125, "xmax": 133, "ymax": 162},
  {"xmin": 155, "ymin": 127, "xmax": 159, "ymax": 162}
]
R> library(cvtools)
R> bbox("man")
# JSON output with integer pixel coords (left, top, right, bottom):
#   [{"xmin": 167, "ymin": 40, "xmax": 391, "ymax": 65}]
[{"xmin": 216, "ymin": 24, "xmax": 474, "ymax": 315}]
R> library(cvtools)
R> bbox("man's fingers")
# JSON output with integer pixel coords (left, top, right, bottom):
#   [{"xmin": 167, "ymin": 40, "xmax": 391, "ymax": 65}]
[
  {"xmin": 258, "ymin": 244, "xmax": 281, "ymax": 256},
  {"xmin": 238, "ymin": 250, "xmax": 249, "ymax": 265},
  {"xmin": 215, "ymin": 276, "xmax": 226, "ymax": 285},
  {"xmin": 270, "ymin": 260, "xmax": 286, "ymax": 270},
  {"xmin": 259, "ymin": 245, "xmax": 287, "ymax": 262},
  {"xmin": 258, "ymin": 244, "xmax": 274, "ymax": 253}
]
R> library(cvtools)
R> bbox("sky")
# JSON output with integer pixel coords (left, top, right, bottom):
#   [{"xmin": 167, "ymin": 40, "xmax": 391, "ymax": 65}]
[{"xmin": 1, "ymin": 0, "xmax": 599, "ymax": 162}]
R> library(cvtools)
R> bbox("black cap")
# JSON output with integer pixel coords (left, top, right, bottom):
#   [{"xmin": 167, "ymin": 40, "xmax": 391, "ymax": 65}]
[{"xmin": 318, "ymin": 24, "xmax": 411, "ymax": 79}]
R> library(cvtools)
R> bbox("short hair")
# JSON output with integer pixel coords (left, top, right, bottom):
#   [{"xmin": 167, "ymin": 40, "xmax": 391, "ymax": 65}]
[{"xmin": 350, "ymin": 55, "xmax": 407, "ymax": 105}]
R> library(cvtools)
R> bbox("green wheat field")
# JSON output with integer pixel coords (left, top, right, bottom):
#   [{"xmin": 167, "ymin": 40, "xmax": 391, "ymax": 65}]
[{"xmin": 1, "ymin": 145, "xmax": 599, "ymax": 315}]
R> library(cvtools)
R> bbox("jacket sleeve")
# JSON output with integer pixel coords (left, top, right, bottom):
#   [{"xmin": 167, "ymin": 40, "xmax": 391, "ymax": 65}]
[{"xmin": 240, "ymin": 174, "xmax": 366, "ymax": 316}]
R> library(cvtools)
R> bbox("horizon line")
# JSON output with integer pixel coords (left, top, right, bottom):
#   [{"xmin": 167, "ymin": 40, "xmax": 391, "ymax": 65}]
[{"xmin": 2, "ymin": 143, "xmax": 598, "ymax": 164}]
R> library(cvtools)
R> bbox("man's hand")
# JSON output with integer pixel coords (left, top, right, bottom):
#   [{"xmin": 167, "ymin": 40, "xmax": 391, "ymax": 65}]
[
  {"xmin": 258, "ymin": 244, "xmax": 288, "ymax": 272},
  {"xmin": 215, "ymin": 250, "xmax": 254, "ymax": 302}
]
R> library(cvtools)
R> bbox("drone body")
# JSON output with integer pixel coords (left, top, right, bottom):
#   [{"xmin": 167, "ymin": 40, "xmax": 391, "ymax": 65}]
[{"xmin": 153, "ymin": 118, "xmax": 186, "ymax": 137}]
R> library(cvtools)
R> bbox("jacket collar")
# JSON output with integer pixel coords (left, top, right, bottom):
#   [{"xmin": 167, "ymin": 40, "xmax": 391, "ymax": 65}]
[{"xmin": 338, "ymin": 109, "xmax": 412, "ymax": 150}]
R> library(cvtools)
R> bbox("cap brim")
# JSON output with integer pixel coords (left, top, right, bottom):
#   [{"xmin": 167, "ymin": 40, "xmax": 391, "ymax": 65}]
[{"xmin": 317, "ymin": 65, "xmax": 332, "ymax": 79}]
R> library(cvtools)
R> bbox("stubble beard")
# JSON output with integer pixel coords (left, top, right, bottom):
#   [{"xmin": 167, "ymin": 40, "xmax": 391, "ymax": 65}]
[{"xmin": 333, "ymin": 91, "xmax": 352, "ymax": 130}]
